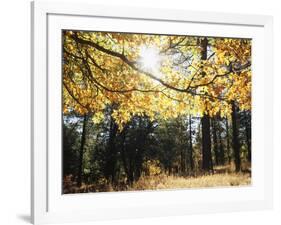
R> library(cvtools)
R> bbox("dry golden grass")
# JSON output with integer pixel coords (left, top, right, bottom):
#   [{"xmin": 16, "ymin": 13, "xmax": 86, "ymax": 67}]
[
  {"xmin": 129, "ymin": 172, "xmax": 251, "ymax": 191},
  {"xmin": 130, "ymin": 163, "xmax": 251, "ymax": 191},
  {"xmin": 129, "ymin": 163, "xmax": 251, "ymax": 191},
  {"xmin": 63, "ymin": 164, "xmax": 251, "ymax": 193}
]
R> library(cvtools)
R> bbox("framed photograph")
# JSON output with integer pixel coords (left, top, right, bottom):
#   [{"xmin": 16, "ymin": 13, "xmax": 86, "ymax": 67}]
[{"xmin": 31, "ymin": 1, "xmax": 273, "ymax": 224}]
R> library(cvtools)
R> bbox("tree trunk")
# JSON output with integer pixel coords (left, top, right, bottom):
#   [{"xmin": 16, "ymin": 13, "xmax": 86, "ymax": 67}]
[
  {"xmin": 212, "ymin": 118, "xmax": 219, "ymax": 165},
  {"xmin": 77, "ymin": 114, "xmax": 87, "ymax": 187},
  {"xmin": 202, "ymin": 114, "xmax": 213, "ymax": 172},
  {"xmin": 134, "ymin": 118, "xmax": 144, "ymax": 181},
  {"xmin": 218, "ymin": 119, "xmax": 225, "ymax": 165},
  {"xmin": 134, "ymin": 118, "xmax": 153, "ymax": 180},
  {"xmin": 200, "ymin": 37, "xmax": 213, "ymax": 173},
  {"xmin": 231, "ymin": 101, "xmax": 241, "ymax": 172},
  {"xmin": 120, "ymin": 128, "xmax": 130, "ymax": 183},
  {"xmin": 105, "ymin": 116, "xmax": 118, "ymax": 184},
  {"xmin": 189, "ymin": 115, "xmax": 194, "ymax": 171},
  {"xmin": 225, "ymin": 118, "xmax": 231, "ymax": 164},
  {"xmin": 245, "ymin": 112, "xmax": 251, "ymax": 162}
]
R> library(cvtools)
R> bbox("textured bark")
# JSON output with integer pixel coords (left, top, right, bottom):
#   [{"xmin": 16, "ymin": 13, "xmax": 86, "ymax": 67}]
[
  {"xmin": 231, "ymin": 101, "xmax": 241, "ymax": 172},
  {"xmin": 202, "ymin": 114, "xmax": 213, "ymax": 172},
  {"xmin": 189, "ymin": 115, "xmax": 194, "ymax": 171},
  {"xmin": 218, "ymin": 119, "xmax": 225, "ymax": 165},
  {"xmin": 200, "ymin": 37, "xmax": 213, "ymax": 173},
  {"xmin": 77, "ymin": 115, "xmax": 88, "ymax": 187},
  {"xmin": 212, "ymin": 119, "xmax": 219, "ymax": 165},
  {"xmin": 245, "ymin": 112, "xmax": 251, "ymax": 162},
  {"xmin": 225, "ymin": 118, "xmax": 231, "ymax": 164}
]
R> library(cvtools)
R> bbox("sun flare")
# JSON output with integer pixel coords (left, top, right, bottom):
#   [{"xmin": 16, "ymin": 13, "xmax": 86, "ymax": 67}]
[{"xmin": 138, "ymin": 45, "xmax": 162, "ymax": 73}]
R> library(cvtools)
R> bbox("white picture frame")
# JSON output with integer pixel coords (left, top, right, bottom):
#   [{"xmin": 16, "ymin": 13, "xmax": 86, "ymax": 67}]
[{"xmin": 31, "ymin": 1, "xmax": 273, "ymax": 224}]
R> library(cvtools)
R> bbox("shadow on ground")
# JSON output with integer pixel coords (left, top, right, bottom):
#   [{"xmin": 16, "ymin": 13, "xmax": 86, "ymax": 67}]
[{"xmin": 17, "ymin": 214, "xmax": 30, "ymax": 224}]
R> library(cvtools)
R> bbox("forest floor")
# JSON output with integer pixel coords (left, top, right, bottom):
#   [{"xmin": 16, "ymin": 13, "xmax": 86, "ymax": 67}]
[
  {"xmin": 129, "ymin": 172, "xmax": 250, "ymax": 191},
  {"xmin": 64, "ymin": 163, "xmax": 251, "ymax": 194},
  {"xmin": 130, "ymin": 163, "xmax": 251, "ymax": 191}
]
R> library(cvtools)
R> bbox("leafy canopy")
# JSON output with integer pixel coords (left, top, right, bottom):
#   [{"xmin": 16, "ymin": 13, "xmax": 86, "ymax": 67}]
[{"xmin": 63, "ymin": 31, "xmax": 251, "ymax": 130}]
